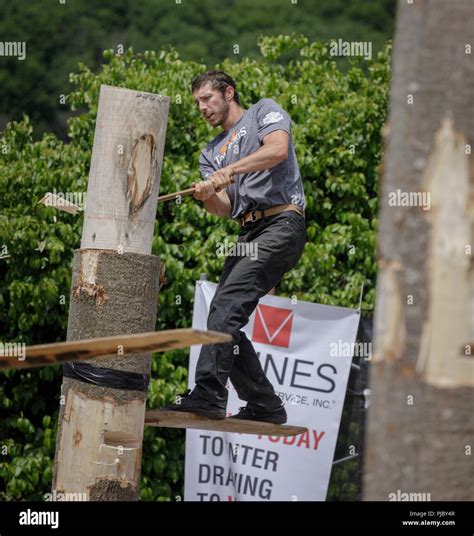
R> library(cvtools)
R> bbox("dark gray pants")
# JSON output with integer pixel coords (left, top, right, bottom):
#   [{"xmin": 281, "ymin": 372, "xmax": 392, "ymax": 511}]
[{"xmin": 194, "ymin": 210, "xmax": 307, "ymax": 412}]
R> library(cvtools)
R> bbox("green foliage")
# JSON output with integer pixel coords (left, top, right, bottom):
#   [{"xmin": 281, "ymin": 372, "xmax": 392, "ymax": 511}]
[
  {"xmin": 0, "ymin": 35, "xmax": 390, "ymax": 501},
  {"xmin": 0, "ymin": 0, "xmax": 395, "ymax": 137}
]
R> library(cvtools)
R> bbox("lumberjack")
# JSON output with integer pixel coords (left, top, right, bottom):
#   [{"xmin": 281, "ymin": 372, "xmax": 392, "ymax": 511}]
[{"xmin": 162, "ymin": 70, "xmax": 306, "ymax": 424}]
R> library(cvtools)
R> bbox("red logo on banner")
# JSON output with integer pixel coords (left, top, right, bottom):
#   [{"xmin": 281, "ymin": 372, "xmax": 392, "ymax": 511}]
[{"xmin": 252, "ymin": 304, "xmax": 294, "ymax": 348}]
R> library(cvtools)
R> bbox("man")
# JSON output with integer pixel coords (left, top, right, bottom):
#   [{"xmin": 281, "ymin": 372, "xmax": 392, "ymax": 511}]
[{"xmin": 163, "ymin": 70, "xmax": 306, "ymax": 424}]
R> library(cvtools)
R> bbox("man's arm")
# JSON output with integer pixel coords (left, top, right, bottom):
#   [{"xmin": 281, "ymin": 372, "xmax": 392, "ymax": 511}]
[
  {"xmin": 195, "ymin": 150, "xmax": 231, "ymax": 217},
  {"xmin": 228, "ymin": 130, "xmax": 289, "ymax": 175},
  {"xmin": 195, "ymin": 130, "xmax": 289, "ymax": 216},
  {"xmin": 199, "ymin": 130, "xmax": 289, "ymax": 200},
  {"xmin": 203, "ymin": 189, "xmax": 231, "ymax": 217},
  {"xmin": 192, "ymin": 182, "xmax": 231, "ymax": 217}
]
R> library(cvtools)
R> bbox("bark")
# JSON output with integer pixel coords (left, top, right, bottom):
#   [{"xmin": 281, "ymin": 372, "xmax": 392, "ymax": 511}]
[
  {"xmin": 53, "ymin": 85, "xmax": 169, "ymax": 500},
  {"xmin": 364, "ymin": 0, "xmax": 474, "ymax": 501}
]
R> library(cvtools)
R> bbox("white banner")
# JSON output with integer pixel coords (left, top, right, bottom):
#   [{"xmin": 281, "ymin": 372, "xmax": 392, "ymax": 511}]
[{"xmin": 184, "ymin": 280, "xmax": 360, "ymax": 501}]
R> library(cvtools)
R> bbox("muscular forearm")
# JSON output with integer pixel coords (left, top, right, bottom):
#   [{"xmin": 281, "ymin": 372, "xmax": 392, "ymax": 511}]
[
  {"xmin": 196, "ymin": 136, "xmax": 288, "ymax": 217},
  {"xmin": 203, "ymin": 190, "xmax": 231, "ymax": 217},
  {"xmin": 228, "ymin": 142, "xmax": 287, "ymax": 175}
]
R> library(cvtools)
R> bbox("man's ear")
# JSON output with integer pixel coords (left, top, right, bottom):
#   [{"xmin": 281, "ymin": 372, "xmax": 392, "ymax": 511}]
[{"xmin": 225, "ymin": 85, "xmax": 234, "ymax": 102}]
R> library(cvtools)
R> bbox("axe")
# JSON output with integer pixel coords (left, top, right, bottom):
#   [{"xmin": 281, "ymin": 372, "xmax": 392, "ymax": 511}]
[{"xmin": 158, "ymin": 178, "xmax": 235, "ymax": 203}]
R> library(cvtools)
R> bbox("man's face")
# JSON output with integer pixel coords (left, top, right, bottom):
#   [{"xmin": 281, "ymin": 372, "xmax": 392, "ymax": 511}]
[{"xmin": 193, "ymin": 82, "xmax": 230, "ymax": 128}]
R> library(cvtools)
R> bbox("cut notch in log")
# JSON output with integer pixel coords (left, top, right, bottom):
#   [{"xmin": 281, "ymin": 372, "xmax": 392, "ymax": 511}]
[{"xmin": 127, "ymin": 132, "xmax": 157, "ymax": 217}]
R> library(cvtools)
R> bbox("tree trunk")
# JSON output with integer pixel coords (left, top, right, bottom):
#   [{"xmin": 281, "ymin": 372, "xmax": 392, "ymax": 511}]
[
  {"xmin": 364, "ymin": 0, "xmax": 474, "ymax": 501},
  {"xmin": 53, "ymin": 85, "xmax": 169, "ymax": 500}
]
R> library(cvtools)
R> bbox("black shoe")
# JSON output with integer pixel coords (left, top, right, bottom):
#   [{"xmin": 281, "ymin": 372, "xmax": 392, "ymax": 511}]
[
  {"xmin": 229, "ymin": 405, "xmax": 287, "ymax": 424},
  {"xmin": 161, "ymin": 389, "xmax": 226, "ymax": 420}
]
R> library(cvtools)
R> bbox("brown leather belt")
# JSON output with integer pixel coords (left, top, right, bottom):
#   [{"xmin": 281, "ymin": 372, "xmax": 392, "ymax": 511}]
[{"xmin": 238, "ymin": 203, "xmax": 304, "ymax": 227}]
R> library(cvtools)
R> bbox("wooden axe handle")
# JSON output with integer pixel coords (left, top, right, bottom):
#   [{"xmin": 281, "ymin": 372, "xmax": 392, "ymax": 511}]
[
  {"xmin": 158, "ymin": 178, "xmax": 235, "ymax": 203},
  {"xmin": 158, "ymin": 187, "xmax": 195, "ymax": 203}
]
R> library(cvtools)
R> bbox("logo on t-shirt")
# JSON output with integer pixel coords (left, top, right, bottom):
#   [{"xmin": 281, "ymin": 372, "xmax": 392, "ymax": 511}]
[
  {"xmin": 214, "ymin": 125, "xmax": 247, "ymax": 167},
  {"xmin": 262, "ymin": 111, "xmax": 284, "ymax": 125}
]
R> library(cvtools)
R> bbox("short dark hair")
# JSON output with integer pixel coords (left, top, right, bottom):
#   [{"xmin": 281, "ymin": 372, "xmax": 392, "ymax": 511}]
[{"xmin": 191, "ymin": 70, "xmax": 240, "ymax": 105}]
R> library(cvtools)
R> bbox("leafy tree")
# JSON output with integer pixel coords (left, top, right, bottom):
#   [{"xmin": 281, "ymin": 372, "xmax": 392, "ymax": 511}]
[
  {"xmin": 0, "ymin": 0, "xmax": 395, "ymax": 137},
  {"xmin": 0, "ymin": 35, "xmax": 390, "ymax": 500}
]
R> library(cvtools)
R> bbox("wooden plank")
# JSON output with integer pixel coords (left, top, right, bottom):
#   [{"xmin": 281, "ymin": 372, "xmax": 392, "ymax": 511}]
[
  {"xmin": 0, "ymin": 329, "xmax": 231, "ymax": 370},
  {"xmin": 144, "ymin": 410, "xmax": 307, "ymax": 437}
]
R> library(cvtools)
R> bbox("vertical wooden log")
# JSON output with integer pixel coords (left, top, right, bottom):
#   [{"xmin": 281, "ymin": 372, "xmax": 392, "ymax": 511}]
[
  {"xmin": 81, "ymin": 85, "xmax": 168, "ymax": 254},
  {"xmin": 363, "ymin": 0, "xmax": 473, "ymax": 500},
  {"xmin": 53, "ymin": 85, "xmax": 170, "ymax": 501}
]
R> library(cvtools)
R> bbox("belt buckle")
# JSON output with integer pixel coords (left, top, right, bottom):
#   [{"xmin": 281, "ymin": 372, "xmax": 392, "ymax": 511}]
[{"xmin": 249, "ymin": 211, "xmax": 258, "ymax": 222}]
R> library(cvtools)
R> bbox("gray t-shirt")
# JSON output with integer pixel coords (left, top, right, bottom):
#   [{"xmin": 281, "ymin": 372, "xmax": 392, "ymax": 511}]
[{"xmin": 198, "ymin": 98, "xmax": 306, "ymax": 220}]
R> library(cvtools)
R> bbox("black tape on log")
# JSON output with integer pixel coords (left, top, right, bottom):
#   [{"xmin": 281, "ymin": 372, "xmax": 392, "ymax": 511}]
[{"xmin": 63, "ymin": 361, "xmax": 150, "ymax": 392}]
